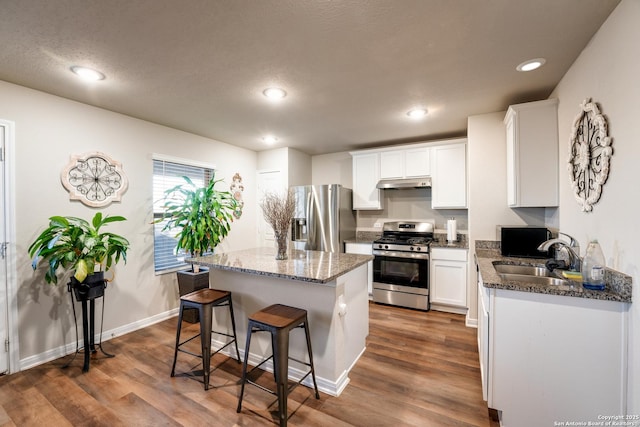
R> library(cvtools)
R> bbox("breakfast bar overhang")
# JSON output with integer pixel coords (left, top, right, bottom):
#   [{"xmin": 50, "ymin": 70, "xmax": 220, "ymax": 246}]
[{"xmin": 189, "ymin": 247, "xmax": 373, "ymax": 396}]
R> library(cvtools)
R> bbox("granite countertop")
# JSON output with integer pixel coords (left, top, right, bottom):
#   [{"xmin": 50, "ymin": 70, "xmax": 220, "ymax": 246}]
[
  {"xmin": 188, "ymin": 247, "xmax": 373, "ymax": 285},
  {"xmin": 476, "ymin": 247, "xmax": 632, "ymax": 303},
  {"xmin": 430, "ymin": 235, "xmax": 468, "ymax": 249}
]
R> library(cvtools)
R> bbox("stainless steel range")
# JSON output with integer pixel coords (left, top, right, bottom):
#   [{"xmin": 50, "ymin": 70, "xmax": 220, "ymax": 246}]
[{"xmin": 372, "ymin": 221, "xmax": 434, "ymax": 311}]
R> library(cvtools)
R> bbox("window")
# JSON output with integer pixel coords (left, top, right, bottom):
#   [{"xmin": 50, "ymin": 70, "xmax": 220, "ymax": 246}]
[{"xmin": 152, "ymin": 157, "xmax": 215, "ymax": 273}]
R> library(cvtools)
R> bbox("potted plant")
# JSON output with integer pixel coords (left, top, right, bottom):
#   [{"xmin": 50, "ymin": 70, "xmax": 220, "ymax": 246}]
[
  {"xmin": 158, "ymin": 175, "xmax": 238, "ymax": 322},
  {"xmin": 259, "ymin": 190, "xmax": 295, "ymax": 260},
  {"xmin": 28, "ymin": 213, "xmax": 130, "ymax": 300}
]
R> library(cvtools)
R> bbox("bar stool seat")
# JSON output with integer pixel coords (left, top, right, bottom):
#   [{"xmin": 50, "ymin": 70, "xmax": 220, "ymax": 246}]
[
  {"xmin": 171, "ymin": 288, "xmax": 240, "ymax": 390},
  {"xmin": 237, "ymin": 304, "xmax": 320, "ymax": 427}
]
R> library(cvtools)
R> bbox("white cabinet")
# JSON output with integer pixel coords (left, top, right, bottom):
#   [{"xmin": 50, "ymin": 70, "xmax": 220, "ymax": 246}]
[
  {"xmin": 430, "ymin": 247, "xmax": 467, "ymax": 312},
  {"xmin": 431, "ymin": 141, "xmax": 467, "ymax": 208},
  {"xmin": 485, "ymin": 288, "xmax": 628, "ymax": 427},
  {"xmin": 477, "ymin": 272, "xmax": 489, "ymax": 402},
  {"xmin": 351, "ymin": 140, "xmax": 466, "ymax": 210},
  {"xmin": 351, "ymin": 153, "xmax": 383, "ymax": 210},
  {"xmin": 379, "ymin": 151, "xmax": 404, "ymax": 179},
  {"xmin": 504, "ymin": 98, "xmax": 558, "ymax": 207},
  {"xmin": 380, "ymin": 147, "xmax": 431, "ymax": 179},
  {"xmin": 344, "ymin": 242, "xmax": 373, "ymax": 297}
]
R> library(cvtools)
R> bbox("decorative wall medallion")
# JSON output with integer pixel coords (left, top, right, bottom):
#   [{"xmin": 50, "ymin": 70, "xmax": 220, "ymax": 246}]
[
  {"xmin": 230, "ymin": 173, "xmax": 245, "ymax": 219},
  {"xmin": 61, "ymin": 152, "xmax": 128, "ymax": 207},
  {"xmin": 568, "ymin": 98, "xmax": 613, "ymax": 212}
]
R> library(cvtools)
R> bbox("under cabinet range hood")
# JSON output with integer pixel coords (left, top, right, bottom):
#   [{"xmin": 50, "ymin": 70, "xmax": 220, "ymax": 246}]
[{"xmin": 376, "ymin": 177, "xmax": 431, "ymax": 189}]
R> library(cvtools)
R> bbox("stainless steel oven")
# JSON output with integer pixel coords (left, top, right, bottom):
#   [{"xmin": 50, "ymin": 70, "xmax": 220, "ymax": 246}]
[{"xmin": 372, "ymin": 221, "xmax": 433, "ymax": 311}]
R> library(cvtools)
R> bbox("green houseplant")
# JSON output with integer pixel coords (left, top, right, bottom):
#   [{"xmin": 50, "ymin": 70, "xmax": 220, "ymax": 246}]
[
  {"xmin": 158, "ymin": 175, "xmax": 238, "ymax": 322},
  {"xmin": 28, "ymin": 213, "xmax": 130, "ymax": 300}
]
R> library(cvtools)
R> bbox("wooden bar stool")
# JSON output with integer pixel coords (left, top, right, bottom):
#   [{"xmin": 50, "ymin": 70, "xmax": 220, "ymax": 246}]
[
  {"xmin": 171, "ymin": 288, "xmax": 240, "ymax": 390},
  {"xmin": 236, "ymin": 304, "xmax": 320, "ymax": 427}
]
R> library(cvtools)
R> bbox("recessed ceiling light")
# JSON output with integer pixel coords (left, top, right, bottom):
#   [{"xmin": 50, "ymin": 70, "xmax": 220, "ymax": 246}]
[
  {"xmin": 263, "ymin": 87, "xmax": 287, "ymax": 99},
  {"xmin": 262, "ymin": 135, "xmax": 279, "ymax": 144},
  {"xmin": 407, "ymin": 108, "xmax": 428, "ymax": 119},
  {"xmin": 516, "ymin": 58, "xmax": 546, "ymax": 72},
  {"xmin": 70, "ymin": 66, "xmax": 105, "ymax": 81}
]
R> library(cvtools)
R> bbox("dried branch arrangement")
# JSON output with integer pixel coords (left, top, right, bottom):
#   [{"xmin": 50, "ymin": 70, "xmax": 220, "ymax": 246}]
[{"xmin": 259, "ymin": 190, "xmax": 295, "ymax": 235}]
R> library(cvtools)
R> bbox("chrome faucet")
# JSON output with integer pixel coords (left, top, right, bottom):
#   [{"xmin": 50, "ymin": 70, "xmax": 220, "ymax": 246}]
[{"xmin": 537, "ymin": 232, "xmax": 582, "ymax": 271}]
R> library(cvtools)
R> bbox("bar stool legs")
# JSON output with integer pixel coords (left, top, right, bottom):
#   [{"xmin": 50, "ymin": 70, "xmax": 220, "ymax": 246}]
[
  {"xmin": 237, "ymin": 304, "xmax": 320, "ymax": 427},
  {"xmin": 171, "ymin": 288, "xmax": 240, "ymax": 390}
]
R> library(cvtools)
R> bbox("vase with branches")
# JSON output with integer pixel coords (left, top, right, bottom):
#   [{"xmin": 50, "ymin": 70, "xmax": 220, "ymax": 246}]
[{"xmin": 260, "ymin": 190, "xmax": 295, "ymax": 260}]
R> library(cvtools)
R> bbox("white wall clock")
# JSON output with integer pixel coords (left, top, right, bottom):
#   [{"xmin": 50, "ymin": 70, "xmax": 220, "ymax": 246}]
[
  {"xmin": 568, "ymin": 98, "xmax": 613, "ymax": 212},
  {"xmin": 61, "ymin": 152, "xmax": 128, "ymax": 207}
]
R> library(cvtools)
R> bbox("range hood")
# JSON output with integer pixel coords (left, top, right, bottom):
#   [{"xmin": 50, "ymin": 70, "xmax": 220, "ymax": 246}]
[{"xmin": 376, "ymin": 177, "xmax": 431, "ymax": 189}]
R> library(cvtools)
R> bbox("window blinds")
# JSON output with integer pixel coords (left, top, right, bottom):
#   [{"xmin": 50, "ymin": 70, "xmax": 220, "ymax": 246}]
[{"xmin": 152, "ymin": 159, "xmax": 213, "ymax": 273}]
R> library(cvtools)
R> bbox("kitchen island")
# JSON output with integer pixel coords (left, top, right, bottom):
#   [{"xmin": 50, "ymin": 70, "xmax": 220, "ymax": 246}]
[{"xmin": 189, "ymin": 247, "xmax": 373, "ymax": 396}]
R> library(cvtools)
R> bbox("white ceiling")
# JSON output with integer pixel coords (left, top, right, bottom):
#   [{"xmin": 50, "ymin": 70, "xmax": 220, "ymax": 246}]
[{"xmin": 0, "ymin": 0, "xmax": 620, "ymax": 155}]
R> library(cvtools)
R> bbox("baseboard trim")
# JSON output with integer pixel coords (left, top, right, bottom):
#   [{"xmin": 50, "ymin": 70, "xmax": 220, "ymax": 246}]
[
  {"xmin": 19, "ymin": 308, "xmax": 179, "ymax": 371},
  {"xmin": 19, "ymin": 309, "xmax": 364, "ymax": 398},
  {"xmin": 211, "ymin": 337, "xmax": 364, "ymax": 397}
]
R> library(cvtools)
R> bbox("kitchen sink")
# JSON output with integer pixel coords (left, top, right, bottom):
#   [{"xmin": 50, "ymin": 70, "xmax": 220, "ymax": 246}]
[
  {"xmin": 492, "ymin": 263, "xmax": 550, "ymax": 277},
  {"xmin": 498, "ymin": 273, "xmax": 570, "ymax": 286}
]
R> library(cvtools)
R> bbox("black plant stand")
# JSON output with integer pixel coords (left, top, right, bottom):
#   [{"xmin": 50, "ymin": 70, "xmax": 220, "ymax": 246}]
[{"xmin": 65, "ymin": 275, "xmax": 115, "ymax": 372}]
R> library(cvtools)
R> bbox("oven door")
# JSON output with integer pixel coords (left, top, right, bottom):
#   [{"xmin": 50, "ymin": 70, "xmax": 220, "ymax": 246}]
[{"xmin": 372, "ymin": 251, "xmax": 430, "ymax": 310}]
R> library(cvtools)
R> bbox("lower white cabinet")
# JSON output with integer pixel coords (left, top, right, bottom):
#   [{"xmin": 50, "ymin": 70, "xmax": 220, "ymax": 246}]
[
  {"xmin": 430, "ymin": 247, "xmax": 467, "ymax": 312},
  {"xmin": 483, "ymin": 287, "xmax": 628, "ymax": 426},
  {"xmin": 345, "ymin": 242, "xmax": 373, "ymax": 297}
]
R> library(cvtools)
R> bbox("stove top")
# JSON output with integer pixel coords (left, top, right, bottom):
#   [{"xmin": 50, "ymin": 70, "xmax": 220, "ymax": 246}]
[{"xmin": 372, "ymin": 221, "xmax": 434, "ymax": 253}]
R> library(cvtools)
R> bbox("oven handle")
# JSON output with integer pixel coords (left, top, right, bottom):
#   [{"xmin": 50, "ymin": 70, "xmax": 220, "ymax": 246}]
[{"xmin": 372, "ymin": 250, "xmax": 430, "ymax": 260}]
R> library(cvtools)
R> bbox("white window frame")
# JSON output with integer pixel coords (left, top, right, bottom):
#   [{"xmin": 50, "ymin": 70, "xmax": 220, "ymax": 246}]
[{"xmin": 152, "ymin": 154, "xmax": 216, "ymax": 275}]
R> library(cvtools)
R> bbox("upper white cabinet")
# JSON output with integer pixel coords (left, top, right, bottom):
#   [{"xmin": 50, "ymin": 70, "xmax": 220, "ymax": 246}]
[
  {"xmin": 431, "ymin": 141, "xmax": 467, "ymax": 208},
  {"xmin": 351, "ymin": 139, "xmax": 466, "ymax": 210},
  {"xmin": 504, "ymin": 98, "xmax": 559, "ymax": 207},
  {"xmin": 351, "ymin": 152, "xmax": 383, "ymax": 210},
  {"xmin": 380, "ymin": 147, "xmax": 431, "ymax": 179}
]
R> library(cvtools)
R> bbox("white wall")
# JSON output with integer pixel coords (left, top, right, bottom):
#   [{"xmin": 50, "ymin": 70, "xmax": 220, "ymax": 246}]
[
  {"xmin": 311, "ymin": 151, "xmax": 352, "ymax": 187},
  {"xmin": 0, "ymin": 80, "xmax": 258, "ymax": 364},
  {"xmin": 257, "ymin": 147, "xmax": 311, "ymax": 187},
  {"xmin": 550, "ymin": 0, "xmax": 639, "ymax": 413},
  {"xmin": 287, "ymin": 147, "xmax": 311, "ymax": 187},
  {"xmin": 467, "ymin": 111, "xmax": 547, "ymax": 323}
]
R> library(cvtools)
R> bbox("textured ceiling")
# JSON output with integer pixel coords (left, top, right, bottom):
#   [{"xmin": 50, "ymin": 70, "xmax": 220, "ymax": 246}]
[{"xmin": 0, "ymin": 0, "xmax": 620, "ymax": 155}]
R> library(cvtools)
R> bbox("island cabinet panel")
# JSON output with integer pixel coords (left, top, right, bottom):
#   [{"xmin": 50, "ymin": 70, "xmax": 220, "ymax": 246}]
[
  {"xmin": 345, "ymin": 242, "xmax": 373, "ymax": 297},
  {"xmin": 488, "ymin": 289, "xmax": 628, "ymax": 426}
]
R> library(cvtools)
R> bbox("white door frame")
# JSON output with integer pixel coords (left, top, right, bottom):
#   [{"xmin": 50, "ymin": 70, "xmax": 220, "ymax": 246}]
[{"xmin": 1, "ymin": 119, "xmax": 20, "ymax": 373}]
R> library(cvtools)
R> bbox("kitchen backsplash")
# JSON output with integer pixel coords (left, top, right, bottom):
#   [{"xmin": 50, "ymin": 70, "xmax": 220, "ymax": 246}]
[{"xmin": 355, "ymin": 188, "xmax": 468, "ymax": 232}]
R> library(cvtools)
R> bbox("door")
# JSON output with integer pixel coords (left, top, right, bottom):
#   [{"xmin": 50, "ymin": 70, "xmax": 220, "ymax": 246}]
[
  {"xmin": 256, "ymin": 170, "xmax": 283, "ymax": 247},
  {"xmin": 0, "ymin": 124, "xmax": 7, "ymax": 373},
  {"xmin": 0, "ymin": 120, "xmax": 18, "ymax": 373}
]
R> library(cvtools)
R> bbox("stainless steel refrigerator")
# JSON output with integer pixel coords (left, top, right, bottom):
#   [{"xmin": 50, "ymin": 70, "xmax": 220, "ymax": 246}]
[{"xmin": 290, "ymin": 184, "xmax": 356, "ymax": 253}]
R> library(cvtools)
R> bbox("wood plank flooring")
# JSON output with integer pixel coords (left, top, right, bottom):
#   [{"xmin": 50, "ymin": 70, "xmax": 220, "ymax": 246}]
[{"xmin": 0, "ymin": 302, "xmax": 498, "ymax": 426}]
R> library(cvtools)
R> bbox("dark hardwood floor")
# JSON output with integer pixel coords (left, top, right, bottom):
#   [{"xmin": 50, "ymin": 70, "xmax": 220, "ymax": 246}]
[{"xmin": 0, "ymin": 302, "xmax": 498, "ymax": 426}]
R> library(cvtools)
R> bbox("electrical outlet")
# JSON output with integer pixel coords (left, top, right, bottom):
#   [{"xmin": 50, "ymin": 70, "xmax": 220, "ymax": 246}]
[{"xmin": 373, "ymin": 222, "xmax": 382, "ymax": 228}]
